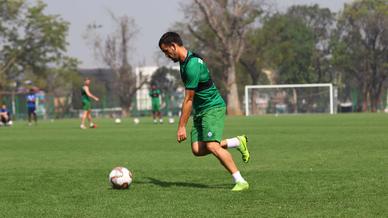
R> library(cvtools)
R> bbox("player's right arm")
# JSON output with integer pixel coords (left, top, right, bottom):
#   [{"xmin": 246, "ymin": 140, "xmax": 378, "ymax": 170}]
[
  {"xmin": 83, "ymin": 86, "xmax": 99, "ymax": 101},
  {"xmin": 177, "ymin": 59, "xmax": 200, "ymax": 143},
  {"xmin": 177, "ymin": 89, "xmax": 194, "ymax": 143}
]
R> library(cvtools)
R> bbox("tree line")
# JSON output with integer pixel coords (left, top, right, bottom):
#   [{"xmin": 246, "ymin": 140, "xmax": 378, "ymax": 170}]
[
  {"xmin": 0, "ymin": 0, "xmax": 387, "ymax": 117},
  {"xmin": 175, "ymin": 0, "xmax": 388, "ymax": 114}
]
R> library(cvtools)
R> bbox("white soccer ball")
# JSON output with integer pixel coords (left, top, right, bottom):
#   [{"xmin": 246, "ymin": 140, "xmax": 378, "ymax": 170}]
[
  {"xmin": 133, "ymin": 118, "xmax": 140, "ymax": 124},
  {"xmin": 109, "ymin": 166, "xmax": 133, "ymax": 189},
  {"xmin": 114, "ymin": 118, "xmax": 122, "ymax": 124},
  {"xmin": 168, "ymin": 117, "xmax": 175, "ymax": 124}
]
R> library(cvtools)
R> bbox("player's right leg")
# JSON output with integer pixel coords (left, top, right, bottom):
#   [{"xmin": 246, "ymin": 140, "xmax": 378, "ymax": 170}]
[
  {"xmin": 191, "ymin": 141, "xmax": 211, "ymax": 156},
  {"xmin": 80, "ymin": 111, "xmax": 87, "ymax": 129},
  {"xmin": 27, "ymin": 109, "xmax": 32, "ymax": 126}
]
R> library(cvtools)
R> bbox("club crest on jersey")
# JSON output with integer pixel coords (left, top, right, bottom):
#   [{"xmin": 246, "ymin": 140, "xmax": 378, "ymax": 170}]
[{"xmin": 198, "ymin": 59, "xmax": 203, "ymax": 64}]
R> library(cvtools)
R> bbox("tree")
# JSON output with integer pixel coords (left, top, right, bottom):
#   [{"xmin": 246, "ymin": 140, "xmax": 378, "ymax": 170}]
[
  {"xmin": 333, "ymin": 0, "xmax": 388, "ymax": 112},
  {"xmin": 287, "ymin": 4, "xmax": 336, "ymax": 83},
  {"xmin": 45, "ymin": 57, "xmax": 81, "ymax": 118},
  {"xmin": 150, "ymin": 67, "xmax": 180, "ymax": 96},
  {"xmin": 85, "ymin": 13, "xmax": 145, "ymax": 116},
  {"xmin": 0, "ymin": 0, "xmax": 70, "ymax": 86},
  {"xmin": 178, "ymin": 0, "xmax": 262, "ymax": 115},
  {"xmin": 0, "ymin": 0, "xmax": 79, "ymax": 119},
  {"xmin": 260, "ymin": 14, "xmax": 315, "ymax": 84}
]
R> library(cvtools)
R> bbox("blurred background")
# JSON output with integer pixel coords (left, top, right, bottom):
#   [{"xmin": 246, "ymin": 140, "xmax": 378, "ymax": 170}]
[{"xmin": 0, "ymin": 0, "xmax": 387, "ymax": 119}]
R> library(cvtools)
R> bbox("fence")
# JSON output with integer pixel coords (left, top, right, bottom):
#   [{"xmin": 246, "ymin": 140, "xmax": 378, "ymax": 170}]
[{"xmin": 0, "ymin": 90, "xmax": 184, "ymax": 120}]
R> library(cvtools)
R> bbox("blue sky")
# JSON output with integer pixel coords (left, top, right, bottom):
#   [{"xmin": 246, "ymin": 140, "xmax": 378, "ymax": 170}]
[{"xmin": 40, "ymin": 0, "xmax": 352, "ymax": 68}]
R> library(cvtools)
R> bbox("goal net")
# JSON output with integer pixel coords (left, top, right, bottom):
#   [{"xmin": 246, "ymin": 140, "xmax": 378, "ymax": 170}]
[{"xmin": 244, "ymin": 83, "xmax": 335, "ymax": 116}]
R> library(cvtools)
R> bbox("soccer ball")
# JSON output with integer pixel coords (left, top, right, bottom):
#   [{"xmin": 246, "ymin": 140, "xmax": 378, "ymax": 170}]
[
  {"xmin": 114, "ymin": 118, "xmax": 122, "ymax": 124},
  {"xmin": 133, "ymin": 118, "xmax": 140, "ymax": 124},
  {"xmin": 109, "ymin": 167, "xmax": 133, "ymax": 189}
]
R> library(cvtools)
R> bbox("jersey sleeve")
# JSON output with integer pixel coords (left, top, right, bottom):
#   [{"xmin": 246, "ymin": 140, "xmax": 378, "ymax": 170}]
[{"xmin": 184, "ymin": 58, "xmax": 201, "ymax": 90}]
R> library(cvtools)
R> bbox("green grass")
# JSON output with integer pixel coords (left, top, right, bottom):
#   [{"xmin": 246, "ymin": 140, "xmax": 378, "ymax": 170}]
[{"xmin": 0, "ymin": 114, "xmax": 387, "ymax": 217}]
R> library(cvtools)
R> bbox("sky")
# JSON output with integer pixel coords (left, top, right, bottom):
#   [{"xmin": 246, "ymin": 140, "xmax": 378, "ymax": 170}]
[{"xmin": 40, "ymin": 0, "xmax": 353, "ymax": 68}]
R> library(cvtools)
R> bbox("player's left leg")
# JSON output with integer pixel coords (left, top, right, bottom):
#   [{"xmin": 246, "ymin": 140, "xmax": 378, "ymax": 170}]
[
  {"xmin": 220, "ymin": 135, "xmax": 250, "ymax": 163},
  {"xmin": 157, "ymin": 111, "xmax": 163, "ymax": 123},
  {"xmin": 27, "ymin": 108, "xmax": 33, "ymax": 126},
  {"xmin": 206, "ymin": 141, "xmax": 249, "ymax": 191},
  {"xmin": 32, "ymin": 108, "xmax": 37, "ymax": 124},
  {"xmin": 87, "ymin": 111, "xmax": 96, "ymax": 128},
  {"xmin": 0, "ymin": 114, "xmax": 7, "ymax": 126}
]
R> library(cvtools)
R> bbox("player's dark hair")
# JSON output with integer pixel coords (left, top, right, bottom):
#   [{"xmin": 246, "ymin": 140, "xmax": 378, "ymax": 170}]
[{"xmin": 159, "ymin": 32, "xmax": 183, "ymax": 47}]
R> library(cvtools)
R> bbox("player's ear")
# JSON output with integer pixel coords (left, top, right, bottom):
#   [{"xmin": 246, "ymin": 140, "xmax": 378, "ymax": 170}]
[{"xmin": 171, "ymin": 43, "xmax": 177, "ymax": 51}]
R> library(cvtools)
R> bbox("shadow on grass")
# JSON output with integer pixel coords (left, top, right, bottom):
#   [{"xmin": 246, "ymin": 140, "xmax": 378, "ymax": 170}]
[{"xmin": 135, "ymin": 177, "xmax": 230, "ymax": 189}]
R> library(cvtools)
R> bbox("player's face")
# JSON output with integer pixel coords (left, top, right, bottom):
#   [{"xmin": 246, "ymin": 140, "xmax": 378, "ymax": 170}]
[
  {"xmin": 85, "ymin": 79, "xmax": 90, "ymax": 86},
  {"xmin": 160, "ymin": 43, "xmax": 179, "ymax": 63}
]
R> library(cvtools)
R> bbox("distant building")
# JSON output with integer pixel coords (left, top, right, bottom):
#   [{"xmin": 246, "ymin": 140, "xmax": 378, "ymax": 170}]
[
  {"xmin": 135, "ymin": 66, "xmax": 159, "ymax": 111},
  {"xmin": 134, "ymin": 65, "xmax": 180, "ymax": 113}
]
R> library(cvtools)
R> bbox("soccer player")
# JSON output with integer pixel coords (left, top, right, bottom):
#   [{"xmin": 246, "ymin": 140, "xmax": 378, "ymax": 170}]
[
  {"xmin": 149, "ymin": 83, "xmax": 163, "ymax": 124},
  {"xmin": 159, "ymin": 32, "xmax": 250, "ymax": 191},
  {"xmin": 27, "ymin": 88, "xmax": 37, "ymax": 126},
  {"xmin": 0, "ymin": 104, "xmax": 11, "ymax": 126},
  {"xmin": 80, "ymin": 78, "xmax": 99, "ymax": 129}
]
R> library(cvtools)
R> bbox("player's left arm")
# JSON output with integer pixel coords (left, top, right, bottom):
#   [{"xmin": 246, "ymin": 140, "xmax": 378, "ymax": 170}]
[
  {"xmin": 177, "ymin": 89, "xmax": 194, "ymax": 143},
  {"xmin": 84, "ymin": 86, "xmax": 99, "ymax": 101}
]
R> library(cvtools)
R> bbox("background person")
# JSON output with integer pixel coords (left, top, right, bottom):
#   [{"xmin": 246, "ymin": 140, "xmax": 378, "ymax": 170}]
[
  {"xmin": 80, "ymin": 78, "xmax": 99, "ymax": 129},
  {"xmin": 0, "ymin": 104, "xmax": 12, "ymax": 126},
  {"xmin": 27, "ymin": 88, "xmax": 38, "ymax": 126},
  {"xmin": 149, "ymin": 83, "xmax": 163, "ymax": 124}
]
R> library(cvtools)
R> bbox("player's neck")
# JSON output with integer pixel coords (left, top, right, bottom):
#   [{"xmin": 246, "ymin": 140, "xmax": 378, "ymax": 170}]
[{"xmin": 179, "ymin": 47, "xmax": 188, "ymax": 63}]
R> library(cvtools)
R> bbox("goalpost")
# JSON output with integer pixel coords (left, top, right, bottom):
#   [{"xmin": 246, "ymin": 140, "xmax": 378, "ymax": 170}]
[{"xmin": 244, "ymin": 83, "xmax": 335, "ymax": 116}]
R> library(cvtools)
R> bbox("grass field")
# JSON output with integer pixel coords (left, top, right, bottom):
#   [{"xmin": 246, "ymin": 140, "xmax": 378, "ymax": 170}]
[{"xmin": 0, "ymin": 114, "xmax": 387, "ymax": 217}]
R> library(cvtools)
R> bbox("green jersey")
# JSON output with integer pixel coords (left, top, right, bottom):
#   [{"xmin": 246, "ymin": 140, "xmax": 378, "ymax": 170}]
[
  {"xmin": 81, "ymin": 86, "xmax": 90, "ymax": 102},
  {"xmin": 149, "ymin": 89, "xmax": 161, "ymax": 104},
  {"xmin": 180, "ymin": 51, "xmax": 225, "ymax": 114}
]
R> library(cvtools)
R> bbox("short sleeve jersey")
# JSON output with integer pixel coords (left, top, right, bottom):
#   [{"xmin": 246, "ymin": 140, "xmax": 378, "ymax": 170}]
[
  {"xmin": 149, "ymin": 89, "xmax": 161, "ymax": 103},
  {"xmin": 180, "ymin": 51, "xmax": 225, "ymax": 114},
  {"xmin": 27, "ymin": 94, "xmax": 36, "ymax": 108}
]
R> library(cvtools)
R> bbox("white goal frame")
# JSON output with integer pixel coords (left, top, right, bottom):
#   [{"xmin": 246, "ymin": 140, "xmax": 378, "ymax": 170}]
[{"xmin": 244, "ymin": 83, "xmax": 334, "ymax": 116}]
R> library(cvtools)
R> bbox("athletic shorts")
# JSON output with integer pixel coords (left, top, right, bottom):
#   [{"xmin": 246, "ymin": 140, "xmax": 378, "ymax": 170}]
[
  {"xmin": 191, "ymin": 107, "xmax": 226, "ymax": 143},
  {"xmin": 82, "ymin": 101, "xmax": 91, "ymax": 111},
  {"xmin": 28, "ymin": 107, "xmax": 36, "ymax": 114},
  {"xmin": 152, "ymin": 101, "xmax": 160, "ymax": 112}
]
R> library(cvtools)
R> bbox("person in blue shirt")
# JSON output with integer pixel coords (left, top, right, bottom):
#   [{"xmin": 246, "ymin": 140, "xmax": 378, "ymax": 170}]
[
  {"xmin": 0, "ymin": 104, "xmax": 11, "ymax": 126},
  {"xmin": 27, "ymin": 88, "xmax": 37, "ymax": 126}
]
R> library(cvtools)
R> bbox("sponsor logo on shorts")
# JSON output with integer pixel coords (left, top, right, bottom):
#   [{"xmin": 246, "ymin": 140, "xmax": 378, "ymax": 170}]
[{"xmin": 207, "ymin": 132, "xmax": 213, "ymax": 137}]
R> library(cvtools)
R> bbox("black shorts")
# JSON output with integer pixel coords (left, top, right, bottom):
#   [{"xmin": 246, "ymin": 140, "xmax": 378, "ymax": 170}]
[
  {"xmin": 1, "ymin": 115, "xmax": 10, "ymax": 124},
  {"xmin": 28, "ymin": 107, "xmax": 36, "ymax": 114}
]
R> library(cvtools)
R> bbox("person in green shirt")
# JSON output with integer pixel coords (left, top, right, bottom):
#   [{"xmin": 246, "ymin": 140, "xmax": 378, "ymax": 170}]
[
  {"xmin": 149, "ymin": 84, "xmax": 163, "ymax": 124},
  {"xmin": 159, "ymin": 32, "xmax": 250, "ymax": 191},
  {"xmin": 80, "ymin": 78, "xmax": 99, "ymax": 129}
]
